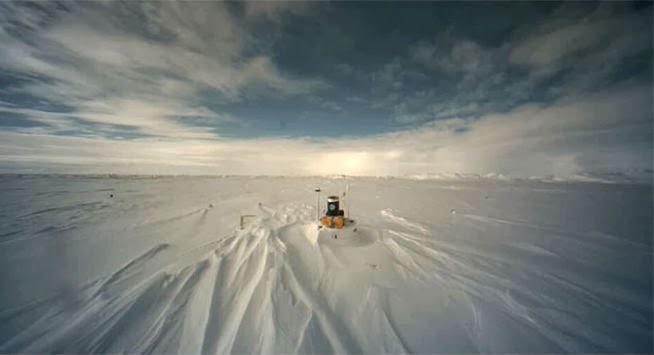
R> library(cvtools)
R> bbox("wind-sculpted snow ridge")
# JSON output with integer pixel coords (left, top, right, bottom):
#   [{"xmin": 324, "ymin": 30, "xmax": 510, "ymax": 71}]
[{"xmin": 0, "ymin": 176, "xmax": 651, "ymax": 353}]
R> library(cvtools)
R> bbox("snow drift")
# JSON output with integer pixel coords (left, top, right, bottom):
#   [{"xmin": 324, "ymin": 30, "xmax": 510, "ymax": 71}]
[{"xmin": 0, "ymin": 175, "xmax": 651, "ymax": 353}]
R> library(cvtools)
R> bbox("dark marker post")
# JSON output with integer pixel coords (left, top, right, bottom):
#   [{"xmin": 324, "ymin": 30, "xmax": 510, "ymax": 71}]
[{"xmin": 314, "ymin": 187, "xmax": 321, "ymax": 220}]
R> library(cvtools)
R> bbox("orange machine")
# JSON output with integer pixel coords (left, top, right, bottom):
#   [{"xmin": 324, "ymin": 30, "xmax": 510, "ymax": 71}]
[
  {"xmin": 320, "ymin": 215, "xmax": 345, "ymax": 229},
  {"xmin": 319, "ymin": 195, "xmax": 347, "ymax": 229}
]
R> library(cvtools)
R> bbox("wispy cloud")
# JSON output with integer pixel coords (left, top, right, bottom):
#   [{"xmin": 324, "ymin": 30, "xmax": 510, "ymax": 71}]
[
  {"xmin": 385, "ymin": 2, "xmax": 652, "ymax": 125},
  {"xmin": 0, "ymin": 1, "xmax": 324, "ymax": 140},
  {"xmin": 2, "ymin": 84, "xmax": 650, "ymax": 177},
  {"xmin": 0, "ymin": 2, "xmax": 650, "ymax": 177}
]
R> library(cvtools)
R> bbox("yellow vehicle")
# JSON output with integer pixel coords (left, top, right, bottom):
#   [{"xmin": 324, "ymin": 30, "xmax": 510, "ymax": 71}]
[
  {"xmin": 316, "ymin": 190, "xmax": 357, "ymax": 239},
  {"xmin": 320, "ymin": 196, "xmax": 346, "ymax": 229}
]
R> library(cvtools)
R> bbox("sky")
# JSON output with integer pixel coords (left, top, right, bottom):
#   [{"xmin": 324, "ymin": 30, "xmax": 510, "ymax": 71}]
[{"xmin": 0, "ymin": 1, "xmax": 652, "ymax": 177}]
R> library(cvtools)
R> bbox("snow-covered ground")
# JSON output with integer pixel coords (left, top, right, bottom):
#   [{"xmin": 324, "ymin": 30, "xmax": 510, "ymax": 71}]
[{"xmin": 0, "ymin": 175, "xmax": 651, "ymax": 353}]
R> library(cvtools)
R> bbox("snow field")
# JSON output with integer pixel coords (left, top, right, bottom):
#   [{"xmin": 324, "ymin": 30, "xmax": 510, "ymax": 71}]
[{"xmin": 0, "ymin": 175, "xmax": 651, "ymax": 353}]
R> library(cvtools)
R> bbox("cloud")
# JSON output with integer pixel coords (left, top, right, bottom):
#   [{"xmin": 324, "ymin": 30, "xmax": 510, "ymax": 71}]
[
  {"xmin": 243, "ymin": 1, "xmax": 311, "ymax": 22},
  {"xmin": 0, "ymin": 1, "xmax": 324, "ymax": 140},
  {"xmin": 0, "ymin": 2, "xmax": 650, "ymax": 177},
  {"xmin": 508, "ymin": 2, "xmax": 652, "ymax": 95},
  {"xmin": 508, "ymin": 3, "xmax": 650, "ymax": 69},
  {"xmin": 374, "ymin": 2, "xmax": 652, "ymax": 126},
  {"xmin": 2, "ymin": 84, "xmax": 650, "ymax": 177},
  {"xmin": 410, "ymin": 38, "xmax": 495, "ymax": 78}
]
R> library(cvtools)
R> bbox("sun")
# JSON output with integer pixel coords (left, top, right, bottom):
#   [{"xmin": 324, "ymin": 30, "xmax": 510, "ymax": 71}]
[{"xmin": 340, "ymin": 152, "xmax": 370, "ymax": 175}]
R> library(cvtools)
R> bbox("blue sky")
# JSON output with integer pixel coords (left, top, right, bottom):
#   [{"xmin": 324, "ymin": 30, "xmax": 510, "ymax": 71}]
[{"xmin": 0, "ymin": 1, "xmax": 651, "ymax": 176}]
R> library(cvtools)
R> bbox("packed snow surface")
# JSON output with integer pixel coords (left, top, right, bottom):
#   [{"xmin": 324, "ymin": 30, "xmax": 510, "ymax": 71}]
[{"xmin": 0, "ymin": 175, "xmax": 651, "ymax": 353}]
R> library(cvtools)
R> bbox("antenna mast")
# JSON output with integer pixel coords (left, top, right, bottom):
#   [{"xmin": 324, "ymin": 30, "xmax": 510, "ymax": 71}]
[
  {"xmin": 344, "ymin": 183, "xmax": 350, "ymax": 218},
  {"xmin": 314, "ymin": 186, "xmax": 321, "ymax": 220}
]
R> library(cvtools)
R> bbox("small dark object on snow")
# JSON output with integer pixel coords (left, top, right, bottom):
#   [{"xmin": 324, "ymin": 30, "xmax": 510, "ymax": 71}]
[
  {"xmin": 109, "ymin": 193, "xmax": 114, "ymax": 198},
  {"xmin": 353, "ymin": 228, "xmax": 358, "ymax": 232},
  {"xmin": 209, "ymin": 203, "xmax": 213, "ymax": 208}
]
